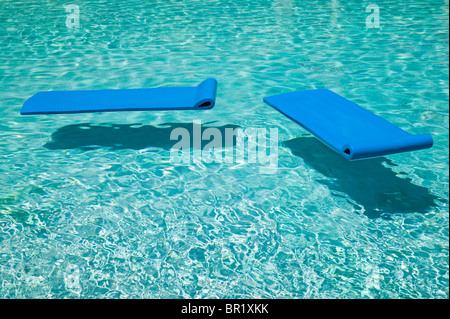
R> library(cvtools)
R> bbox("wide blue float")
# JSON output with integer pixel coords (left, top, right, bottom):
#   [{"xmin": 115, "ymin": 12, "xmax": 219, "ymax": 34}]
[{"xmin": 264, "ymin": 89, "xmax": 433, "ymax": 160}]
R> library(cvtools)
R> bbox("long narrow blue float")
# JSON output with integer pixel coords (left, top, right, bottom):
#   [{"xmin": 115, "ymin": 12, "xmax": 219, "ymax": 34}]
[
  {"xmin": 264, "ymin": 89, "xmax": 433, "ymax": 160},
  {"xmin": 21, "ymin": 78, "xmax": 217, "ymax": 115}
]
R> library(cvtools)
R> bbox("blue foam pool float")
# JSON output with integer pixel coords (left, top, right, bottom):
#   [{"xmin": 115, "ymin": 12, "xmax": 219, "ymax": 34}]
[
  {"xmin": 21, "ymin": 78, "xmax": 217, "ymax": 115},
  {"xmin": 264, "ymin": 89, "xmax": 433, "ymax": 160}
]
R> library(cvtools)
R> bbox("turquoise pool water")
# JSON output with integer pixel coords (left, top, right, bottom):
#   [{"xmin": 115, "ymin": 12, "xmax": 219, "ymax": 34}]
[{"xmin": 0, "ymin": 0, "xmax": 448, "ymax": 299}]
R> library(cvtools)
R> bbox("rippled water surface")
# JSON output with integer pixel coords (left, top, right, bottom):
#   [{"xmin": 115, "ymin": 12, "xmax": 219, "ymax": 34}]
[{"xmin": 0, "ymin": 0, "xmax": 448, "ymax": 298}]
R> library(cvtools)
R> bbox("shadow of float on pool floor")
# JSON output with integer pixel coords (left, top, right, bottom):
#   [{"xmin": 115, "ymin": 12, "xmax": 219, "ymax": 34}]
[
  {"xmin": 283, "ymin": 136, "xmax": 445, "ymax": 219},
  {"xmin": 45, "ymin": 124, "xmax": 444, "ymax": 219},
  {"xmin": 44, "ymin": 122, "xmax": 240, "ymax": 151}
]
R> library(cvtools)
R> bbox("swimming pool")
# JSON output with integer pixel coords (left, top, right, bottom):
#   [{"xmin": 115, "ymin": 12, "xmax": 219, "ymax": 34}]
[{"xmin": 0, "ymin": 0, "xmax": 448, "ymax": 299}]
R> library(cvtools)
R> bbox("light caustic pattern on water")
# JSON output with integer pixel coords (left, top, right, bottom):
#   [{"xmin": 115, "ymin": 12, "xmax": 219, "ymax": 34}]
[{"xmin": 0, "ymin": 0, "xmax": 448, "ymax": 298}]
